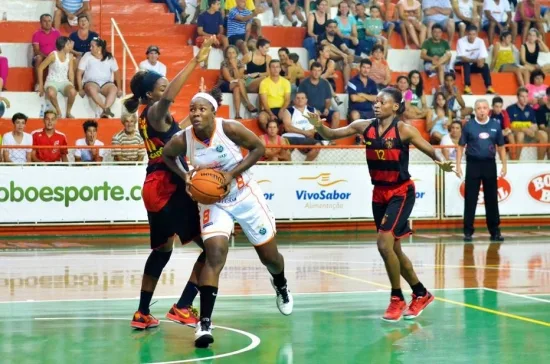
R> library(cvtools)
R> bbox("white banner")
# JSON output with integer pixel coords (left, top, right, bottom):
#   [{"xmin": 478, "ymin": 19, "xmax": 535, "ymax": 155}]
[
  {"xmin": 444, "ymin": 163, "xmax": 550, "ymax": 216},
  {"xmin": 0, "ymin": 164, "xmax": 437, "ymax": 223}
]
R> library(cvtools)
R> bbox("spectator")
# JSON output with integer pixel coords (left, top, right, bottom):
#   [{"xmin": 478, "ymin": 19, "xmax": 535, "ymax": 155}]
[
  {"xmin": 310, "ymin": 44, "xmax": 346, "ymax": 104},
  {"xmin": 422, "ymin": 0, "xmax": 455, "ymax": 43},
  {"xmin": 364, "ymin": 6, "xmax": 389, "ymax": 57},
  {"xmin": 369, "ymin": 44, "xmax": 392, "ymax": 90},
  {"xmin": 439, "ymin": 72, "xmax": 473, "ymax": 120},
  {"xmin": 261, "ymin": 120, "xmax": 291, "ymax": 161},
  {"xmin": 298, "ymin": 62, "xmax": 340, "ymax": 128},
  {"xmin": 227, "ymin": 0, "xmax": 264, "ymax": 55},
  {"xmin": 282, "ymin": 0, "xmax": 307, "ymax": 26},
  {"xmin": 280, "ymin": 93, "xmax": 322, "ymax": 161},
  {"xmin": 408, "ymin": 70, "xmax": 432, "ymax": 121},
  {"xmin": 278, "ymin": 48, "xmax": 292, "ymax": 81},
  {"xmin": 452, "ymin": 0, "xmax": 481, "ymax": 39},
  {"xmin": 395, "ymin": 75, "xmax": 415, "ymax": 121},
  {"xmin": 397, "ymin": 0, "xmax": 426, "ymax": 49},
  {"xmin": 526, "ymin": 70, "xmax": 548, "ymax": 111},
  {"xmin": 318, "ymin": 20, "xmax": 355, "ymax": 86},
  {"xmin": 456, "ymin": 25, "xmax": 494, "ymax": 95},
  {"xmin": 37, "ymin": 36, "xmax": 77, "ymax": 118},
  {"xmin": 258, "ymin": 60, "xmax": 292, "ymax": 131},
  {"xmin": 520, "ymin": 29, "xmax": 550, "ymax": 75},
  {"xmin": 536, "ymin": 88, "xmax": 550, "ymax": 135},
  {"xmin": 355, "ymin": 3, "xmax": 369, "ymax": 42},
  {"xmin": 0, "ymin": 46, "xmax": 8, "ymax": 91},
  {"xmin": 111, "ymin": 112, "xmax": 146, "ymax": 162},
  {"xmin": 377, "ymin": 0, "xmax": 399, "ymax": 43},
  {"xmin": 420, "ymin": 24, "xmax": 452, "ymax": 85},
  {"xmin": 335, "ymin": 1, "xmax": 370, "ymax": 56},
  {"xmin": 304, "ymin": 0, "xmax": 330, "ymax": 61},
  {"xmin": 139, "ymin": 46, "xmax": 167, "ymax": 77},
  {"xmin": 153, "ymin": 0, "xmax": 187, "ymax": 23},
  {"xmin": 347, "ymin": 59, "xmax": 378, "ymax": 122},
  {"xmin": 427, "ymin": 91, "xmax": 452, "ymax": 143},
  {"xmin": 2, "ymin": 113, "xmax": 32, "ymax": 164},
  {"xmin": 69, "ymin": 15, "xmax": 98, "ymax": 67},
  {"xmin": 32, "ymin": 14, "xmax": 61, "ymax": 91},
  {"xmin": 74, "ymin": 120, "xmax": 105, "ymax": 162},
  {"xmin": 31, "ymin": 110, "xmax": 68, "ymax": 163},
  {"xmin": 196, "ymin": 0, "xmax": 228, "ymax": 55},
  {"xmin": 490, "ymin": 31, "xmax": 528, "ymax": 87},
  {"xmin": 54, "ymin": 0, "xmax": 91, "ymax": 30},
  {"xmin": 482, "ymin": 0, "xmax": 517, "ymax": 46},
  {"xmin": 507, "ymin": 87, "xmax": 546, "ymax": 160},
  {"xmin": 440, "ymin": 120, "xmax": 462, "ymax": 160},
  {"xmin": 218, "ymin": 45, "xmax": 257, "ymax": 119},
  {"xmin": 490, "ymin": 96, "xmax": 516, "ymax": 159},
  {"xmin": 286, "ymin": 53, "xmax": 305, "ymax": 87},
  {"xmin": 77, "ymin": 38, "xmax": 122, "ymax": 118},
  {"xmin": 515, "ymin": 0, "xmax": 545, "ymax": 43},
  {"xmin": 242, "ymin": 38, "xmax": 271, "ymax": 93}
]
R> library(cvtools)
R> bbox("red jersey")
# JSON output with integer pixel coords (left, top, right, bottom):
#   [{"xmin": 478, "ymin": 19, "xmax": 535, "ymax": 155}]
[
  {"xmin": 363, "ymin": 118, "xmax": 411, "ymax": 186},
  {"xmin": 32, "ymin": 129, "xmax": 68, "ymax": 162}
]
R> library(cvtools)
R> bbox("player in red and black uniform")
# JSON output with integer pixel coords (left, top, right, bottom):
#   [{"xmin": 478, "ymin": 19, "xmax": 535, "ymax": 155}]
[
  {"xmin": 307, "ymin": 87, "xmax": 455, "ymax": 322},
  {"xmin": 124, "ymin": 38, "xmax": 214, "ymax": 330}
]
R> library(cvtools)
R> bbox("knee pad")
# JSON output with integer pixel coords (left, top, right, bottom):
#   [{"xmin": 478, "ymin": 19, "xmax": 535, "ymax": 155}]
[
  {"xmin": 196, "ymin": 251, "xmax": 206, "ymax": 264},
  {"xmin": 144, "ymin": 249, "xmax": 172, "ymax": 279}
]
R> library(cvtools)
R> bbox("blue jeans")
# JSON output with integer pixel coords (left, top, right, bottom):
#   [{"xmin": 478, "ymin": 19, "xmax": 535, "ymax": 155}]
[
  {"xmin": 303, "ymin": 37, "xmax": 317, "ymax": 62},
  {"xmin": 344, "ymin": 38, "xmax": 374, "ymax": 56},
  {"xmin": 153, "ymin": 0, "xmax": 183, "ymax": 20}
]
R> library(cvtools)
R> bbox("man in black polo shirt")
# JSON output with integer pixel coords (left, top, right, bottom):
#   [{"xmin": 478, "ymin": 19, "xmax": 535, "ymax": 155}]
[
  {"xmin": 318, "ymin": 20, "xmax": 355, "ymax": 66},
  {"xmin": 456, "ymin": 99, "xmax": 507, "ymax": 242}
]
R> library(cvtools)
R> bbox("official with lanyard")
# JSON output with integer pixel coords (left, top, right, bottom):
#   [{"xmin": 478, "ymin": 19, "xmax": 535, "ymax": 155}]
[{"xmin": 456, "ymin": 99, "xmax": 507, "ymax": 242}]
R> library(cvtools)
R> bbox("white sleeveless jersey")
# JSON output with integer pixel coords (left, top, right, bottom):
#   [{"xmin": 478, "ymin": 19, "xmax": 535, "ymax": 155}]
[{"xmin": 185, "ymin": 118, "xmax": 252, "ymax": 195}]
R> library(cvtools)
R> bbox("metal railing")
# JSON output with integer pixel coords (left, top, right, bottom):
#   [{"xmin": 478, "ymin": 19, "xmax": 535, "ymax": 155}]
[{"xmin": 110, "ymin": 18, "xmax": 139, "ymax": 95}]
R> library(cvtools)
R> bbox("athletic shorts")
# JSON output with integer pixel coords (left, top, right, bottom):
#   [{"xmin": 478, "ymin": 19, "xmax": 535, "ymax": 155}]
[
  {"xmin": 142, "ymin": 170, "xmax": 201, "ymax": 249},
  {"xmin": 372, "ymin": 180, "xmax": 415, "ymax": 239},
  {"xmin": 199, "ymin": 180, "xmax": 276, "ymax": 246}
]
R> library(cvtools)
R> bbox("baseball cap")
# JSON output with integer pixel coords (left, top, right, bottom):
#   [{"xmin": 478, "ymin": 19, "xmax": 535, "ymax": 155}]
[{"xmin": 146, "ymin": 45, "xmax": 160, "ymax": 55}]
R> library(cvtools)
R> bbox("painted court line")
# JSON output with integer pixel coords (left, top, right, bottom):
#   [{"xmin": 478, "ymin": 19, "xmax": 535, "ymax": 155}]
[
  {"xmin": 319, "ymin": 270, "xmax": 550, "ymax": 328},
  {"xmin": 482, "ymin": 287, "xmax": 550, "ymax": 304},
  {"xmin": 34, "ymin": 318, "xmax": 260, "ymax": 364}
]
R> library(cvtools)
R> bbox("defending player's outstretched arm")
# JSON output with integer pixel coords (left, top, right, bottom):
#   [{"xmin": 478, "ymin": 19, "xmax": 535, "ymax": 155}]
[{"xmin": 305, "ymin": 112, "xmax": 372, "ymax": 140}]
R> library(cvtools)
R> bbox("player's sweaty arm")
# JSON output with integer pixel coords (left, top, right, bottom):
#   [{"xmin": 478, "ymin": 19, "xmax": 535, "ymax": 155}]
[
  {"xmin": 162, "ymin": 132, "xmax": 191, "ymax": 183},
  {"xmin": 306, "ymin": 112, "xmax": 371, "ymax": 140},
  {"xmin": 223, "ymin": 121, "xmax": 265, "ymax": 178}
]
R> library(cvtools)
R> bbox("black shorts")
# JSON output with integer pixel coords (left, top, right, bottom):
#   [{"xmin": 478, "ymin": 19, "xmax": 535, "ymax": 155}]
[
  {"xmin": 372, "ymin": 180, "xmax": 415, "ymax": 239},
  {"xmin": 228, "ymin": 34, "xmax": 246, "ymax": 46},
  {"xmin": 147, "ymin": 187, "xmax": 201, "ymax": 250}
]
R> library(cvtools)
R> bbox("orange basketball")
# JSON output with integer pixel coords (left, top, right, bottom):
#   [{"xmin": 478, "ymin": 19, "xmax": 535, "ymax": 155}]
[{"xmin": 189, "ymin": 169, "xmax": 227, "ymax": 204}]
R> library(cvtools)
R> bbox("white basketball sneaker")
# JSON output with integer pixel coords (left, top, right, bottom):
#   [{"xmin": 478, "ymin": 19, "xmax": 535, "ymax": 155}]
[
  {"xmin": 271, "ymin": 278, "xmax": 294, "ymax": 316},
  {"xmin": 194, "ymin": 318, "xmax": 214, "ymax": 348}
]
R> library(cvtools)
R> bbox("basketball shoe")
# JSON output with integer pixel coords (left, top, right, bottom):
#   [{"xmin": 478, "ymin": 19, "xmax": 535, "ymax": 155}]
[
  {"xmin": 195, "ymin": 318, "xmax": 214, "ymax": 348},
  {"xmin": 381, "ymin": 296, "xmax": 407, "ymax": 322},
  {"xmin": 130, "ymin": 311, "xmax": 159, "ymax": 330},
  {"xmin": 404, "ymin": 292, "xmax": 435, "ymax": 319},
  {"xmin": 270, "ymin": 278, "xmax": 293, "ymax": 316},
  {"xmin": 166, "ymin": 304, "xmax": 200, "ymax": 327}
]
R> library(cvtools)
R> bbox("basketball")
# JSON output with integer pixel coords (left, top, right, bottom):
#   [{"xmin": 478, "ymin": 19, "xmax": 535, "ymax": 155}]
[{"xmin": 189, "ymin": 168, "xmax": 227, "ymax": 204}]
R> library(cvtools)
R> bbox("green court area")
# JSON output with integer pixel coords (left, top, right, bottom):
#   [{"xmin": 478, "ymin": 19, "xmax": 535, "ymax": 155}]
[{"xmin": 1, "ymin": 289, "xmax": 548, "ymax": 364}]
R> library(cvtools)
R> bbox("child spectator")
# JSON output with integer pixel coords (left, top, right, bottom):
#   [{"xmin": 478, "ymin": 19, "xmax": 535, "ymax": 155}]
[
  {"xmin": 54, "ymin": 0, "xmax": 91, "ymax": 30},
  {"xmin": 74, "ymin": 120, "xmax": 106, "ymax": 162},
  {"xmin": 31, "ymin": 110, "xmax": 68, "ymax": 163},
  {"xmin": 427, "ymin": 91, "xmax": 452, "ymax": 144},
  {"xmin": 440, "ymin": 120, "xmax": 462, "ymax": 161},
  {"xmin": 111, "ymin": 112, "xmax": 146, "ymax": 162},
  {"xmin": 32, "ymin": 14, "xmax": 61, "ymax": 91},
  {"xmin": 196, "ymin": 0, "xmax": 228, "ymax": 55},
  {"xmin": 37, "ymin": 36, "xmax": 77, "ymax": 118},
  {"xmin": 490, "ymin": 31, "xmax": 529, "ymax": 88},
  {"xmin": 490, "ymin": 96, "xmax": 516, "ymax": 159},
  {"xmin": 536, "ymin": 88, "xmax": 550, "ymax": 132},
  {"xmin": 439, "ymin": 72, "xmax": 473, "ymax": 120},
  {"xmin": 526, "ymin": 70, "xmax": 548, "ymax": 111},
  {"xmin": 2, "ymin": 113, "xmax": 32, "ymax": 164},
  {"xmin": 364, "ymin": 6, "xmax": 389, "ymax": 57},
  {"xmin": 139, "ymin": 46, "xmax": 167, "ymax": 77},
  {"xmin": 369, "ymin": 44, "xmax": 391, "ymax": 91},
  {"xmin": 261, "ymin": 120, "xmax": 291, "ymax": 161}
]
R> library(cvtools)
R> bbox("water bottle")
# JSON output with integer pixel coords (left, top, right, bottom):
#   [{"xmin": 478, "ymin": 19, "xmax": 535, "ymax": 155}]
[
  {"xmin": 39, "ymin": 104, "xmax": 45, "ymax": 118},
  {"xmin": 2, "ymin": 12, "xmax": 7, "ymax": 21}
]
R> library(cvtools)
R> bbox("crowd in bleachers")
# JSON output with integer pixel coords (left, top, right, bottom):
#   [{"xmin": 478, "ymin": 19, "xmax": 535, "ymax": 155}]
[{"xmin": 0, "ymin": 0, "xmax": 550, "ymax": 163}]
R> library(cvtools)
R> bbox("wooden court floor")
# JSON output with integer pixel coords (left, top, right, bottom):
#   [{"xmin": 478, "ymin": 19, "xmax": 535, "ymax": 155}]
[{"xmin": 0, "ymin": 232, "xmax": 549, "ymax": 364}]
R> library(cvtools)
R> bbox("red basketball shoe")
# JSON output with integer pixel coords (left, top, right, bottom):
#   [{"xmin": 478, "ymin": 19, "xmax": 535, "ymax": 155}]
[
  {"xmin": 404, "ymin": 292, "xmax": 435, "ymax": 320},
  {"xmin": 166, "ymin": 304, "xmax": 200, "ymax": 327},
  {"xmin": 130, "ymin": 311, "xmax": 159, "ymax": 330},
  {"xmin": 381, "ymin": 296, "xmax": 407, "ymax": 322}
]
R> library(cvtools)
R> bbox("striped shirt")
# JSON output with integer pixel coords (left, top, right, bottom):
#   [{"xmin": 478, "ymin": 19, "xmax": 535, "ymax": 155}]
[
  {"xmin": 111, "ymin": 130, "xmax": 146, "ymax": 162},
  {"xmin": 61, "ymin": 0, "xmax": 89, "ymax": 14},
  {"xmin": 227, "ymin": 7, "xmax": 252, "ymax": 37}
]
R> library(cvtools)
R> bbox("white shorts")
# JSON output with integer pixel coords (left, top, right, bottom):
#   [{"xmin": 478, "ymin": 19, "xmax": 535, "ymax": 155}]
[{"xmin": 199, "ymin": 180, "xmax": 276, "ymax": 246}]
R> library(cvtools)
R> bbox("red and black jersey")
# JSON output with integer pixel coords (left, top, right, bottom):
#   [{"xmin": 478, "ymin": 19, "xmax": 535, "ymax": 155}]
[
  {"xmin": 363, "ymin": 118, "xmax": 411, "ymax": 186},
  {"xmin": 138, "ymin": 105, "xmax": 183, "ymax": 174}
]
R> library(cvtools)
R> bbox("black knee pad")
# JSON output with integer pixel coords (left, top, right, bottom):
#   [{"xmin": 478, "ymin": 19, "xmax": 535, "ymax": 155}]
[
  {"xmin": 144, "ymin": 249, "xmax": 172, "ymax": 279},
  {"xmin": 196, "ymin": 251, "xmax": 206, "ymax": 264}
]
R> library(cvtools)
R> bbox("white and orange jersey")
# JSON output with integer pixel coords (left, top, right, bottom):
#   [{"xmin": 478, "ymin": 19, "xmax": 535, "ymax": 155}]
[{"xmin": 185, "ymin": 118, "xmax": 252, "ymax": 196}]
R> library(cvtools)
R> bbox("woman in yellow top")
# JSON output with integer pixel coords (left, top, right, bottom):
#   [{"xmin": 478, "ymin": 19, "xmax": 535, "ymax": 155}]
[{"xmin": 491, "ymin": 31, "xmax": 529, "ymax": 87}]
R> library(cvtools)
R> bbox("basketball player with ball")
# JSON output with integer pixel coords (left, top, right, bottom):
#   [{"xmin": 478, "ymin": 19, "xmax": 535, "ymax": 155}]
[{"xmin": 162, "ymin": 92, "xmax": 293, "ymax": 348}]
